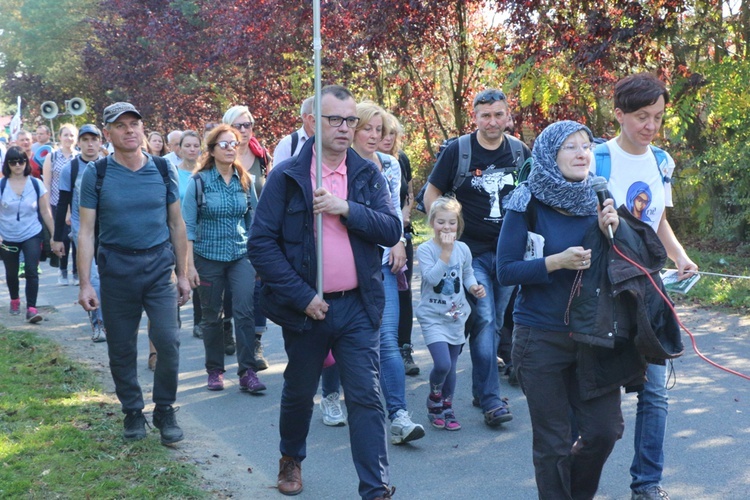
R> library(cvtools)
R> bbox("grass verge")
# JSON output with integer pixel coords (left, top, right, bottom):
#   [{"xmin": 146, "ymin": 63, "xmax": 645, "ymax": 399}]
[{"xmin": 0, "ymin": 328, "xmax": 206, "ymax": 499}]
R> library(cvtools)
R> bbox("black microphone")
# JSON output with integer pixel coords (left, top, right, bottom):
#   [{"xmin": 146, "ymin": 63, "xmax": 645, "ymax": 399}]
[{"xmin": 591, "ymin": 176, "xmax": 615, "ymax": 241}]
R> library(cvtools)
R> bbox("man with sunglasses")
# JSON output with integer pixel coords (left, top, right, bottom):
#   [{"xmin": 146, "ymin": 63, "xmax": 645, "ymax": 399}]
[
  {"xmin": 423, "ymin": 88, "xmax": 530, "ymax": 427},
  {"xmin": 249, "ymin": 85, "xmax": 400, "ymax": 499},
  {"xmin": 77, "ymin": 102, "xmax": 191, "ymax": 446}
]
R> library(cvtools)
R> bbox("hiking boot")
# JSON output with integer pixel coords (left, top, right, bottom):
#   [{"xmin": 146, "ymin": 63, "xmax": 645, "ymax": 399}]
[
  {"xmin": 223, "ymin": 320, "xmax": 236, "ymax": 355},
  {"xmin": 26, "ymin": 307, "xmax": 42, "ymax": 324},
  {"xmin": 320, "ymin": 392, "xmax": 346, "ymax": 427},
  {"xmin": 207, "ymin": 369, "xmax": 224, "ymax": 391},
  {"xmin": 123, "ymin": 410, "xmax": 147, "ymax": 441},
  {"xmin": 484, "ymin": 400, "xmax": 513, "ymax": 427},
  {"xmin": 390, "ymin": 409, "xmax": 425, "ymax": 444},
  {"xmin": 239, "ymin": 369, "xmax": 266, "ymax": 393},
  {"xmin": 9, "ymin": 298, "xmax": 20, "ymax": 316},
  {"xmin": 632, "ymin": 486, "xmax": 670, "ymax": 500},
  {"xmin": 57, "ymin": 269, "xmax": 69, "ymax": 286},
  {"xmin": 253, "ymin": 338, "xmax": 269, "ymax": 371},
  {"xmin": 400, "ymin": 343, "xmax": 420, "ymax": 376},
  {"xmin": 277, "ymin": 456, "xmax": 303, "ymax": 496},
  {"xmin": 91, "ymin": 319, "xmax": 107, "ymax": 343},
  {"xmin": 152, "ymin": 406, "xmax": 184, "ymax": 445},
  {"xmin": 192, "ymin": 324, "xmax": 203, "ymax": 339}
]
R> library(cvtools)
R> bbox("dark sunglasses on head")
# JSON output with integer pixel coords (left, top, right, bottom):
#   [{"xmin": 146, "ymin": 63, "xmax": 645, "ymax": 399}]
[
  {"xmin": 473, "ymin": 89, "xmax": 507, "ymax": 106},
  {"xmin": 233, "ymin": 122, "xmax": 253, "ymax": 130},
  {"xmin": 216, "ymin": 140, "xmax": 239, "ymax": 150},
  {"xmin": 7, "ymin": 159, "xmax": 26, "ymax": 167}
]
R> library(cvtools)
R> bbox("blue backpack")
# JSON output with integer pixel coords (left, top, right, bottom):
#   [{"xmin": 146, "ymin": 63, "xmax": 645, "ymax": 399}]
[{"xmin": 593, "ymin": 142, "xmax": 671, "ymax": 183}]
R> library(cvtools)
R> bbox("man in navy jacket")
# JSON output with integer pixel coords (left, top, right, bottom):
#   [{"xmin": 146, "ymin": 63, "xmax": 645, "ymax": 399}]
[{"xmin": 248, "ymin": 85, "xmax": 400, "ymax": 499}]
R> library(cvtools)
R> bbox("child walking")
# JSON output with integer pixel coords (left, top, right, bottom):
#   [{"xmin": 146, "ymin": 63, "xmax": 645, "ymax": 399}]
[{"xmin": 416, "ymin": 196, "xmax": 485, "ymax": 430}]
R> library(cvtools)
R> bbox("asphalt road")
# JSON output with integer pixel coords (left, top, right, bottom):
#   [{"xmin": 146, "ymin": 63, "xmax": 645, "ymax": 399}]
[{"xmin": 2, "ymin": 261, "xmax": 749, "ymax": 499}]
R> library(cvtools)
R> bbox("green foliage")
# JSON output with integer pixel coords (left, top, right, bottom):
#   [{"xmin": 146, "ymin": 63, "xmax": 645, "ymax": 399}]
[
  {"xmin": 672, "ymin": 245, "xmax": 750, "ymax": 311},
  {"xmin": 0, "ymin": 330, "xmax": 206, "ymax": 499}
]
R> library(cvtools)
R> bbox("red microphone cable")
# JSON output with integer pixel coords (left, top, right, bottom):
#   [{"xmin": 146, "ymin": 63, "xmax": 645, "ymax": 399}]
[{"xmin": 612, "ymin": 243, "xmax": 750, "ymax": 381}]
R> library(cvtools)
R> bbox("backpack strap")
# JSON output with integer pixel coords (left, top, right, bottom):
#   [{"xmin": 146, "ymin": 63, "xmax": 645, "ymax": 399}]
[
  {"xmin": 649, "ymin": 145, "xmax": 670, "ymax": 184},
  {"xmin": 69, "ymin": 157, "xmax": 80, "ymax": 189},
  {"xmin": 152, "ymin": 156, "xmax": 171, "ymax": 191},
  {"xmin": 93, "ymin": 156, "xmax": 109, "ymax": 198},
  {"xmin": 593, "ymin": 143, "xmax": 612, "ymax": 181},
  {"xmin": 451, "ymin": 134, "xmax": 472, "ymax": 192},
  {"xmin": 290, "ymin": 131, "xmax": 299, "ymax": 157},
  {"xmin": 505, "ymin": 134, "xmax": 524, "ymax": 170},
  {"xmin": 0, "ymin": 177, "xmax": 6, "ymax": 197}
]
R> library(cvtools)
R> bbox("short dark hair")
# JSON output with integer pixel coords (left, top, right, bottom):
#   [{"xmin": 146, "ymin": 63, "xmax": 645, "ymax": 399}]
[
  {"xmin": 321, "ymin": 85, "xmax": 354, "ymax": 101},
  {"xmin": 614, "ymin": 73, "xmax": 670, "ymax": 113},
  {"xmin": 2, "ymin": 146, "xmax": 31, "ymax": 177}
]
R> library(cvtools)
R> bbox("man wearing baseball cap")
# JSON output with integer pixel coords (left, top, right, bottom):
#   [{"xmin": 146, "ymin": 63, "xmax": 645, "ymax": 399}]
[{"xmin": 76, "ymin": 103, "xmax": 191, "ymax": 445}]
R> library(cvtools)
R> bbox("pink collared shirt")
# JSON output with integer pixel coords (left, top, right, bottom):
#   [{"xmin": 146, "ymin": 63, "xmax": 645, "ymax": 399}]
[{"xmin": 310, "ymin": 153, "xmax": 358, "ymax": 293}]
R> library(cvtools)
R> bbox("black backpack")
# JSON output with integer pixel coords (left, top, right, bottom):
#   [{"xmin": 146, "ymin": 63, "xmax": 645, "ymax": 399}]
[{"xmin": 415, "ymin": 133, "xmax": 525, "ymax": 213}]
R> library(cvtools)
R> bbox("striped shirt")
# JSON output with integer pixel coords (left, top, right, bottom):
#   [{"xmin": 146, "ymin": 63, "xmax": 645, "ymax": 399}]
[{"xmin": 182, "ymin": 167, "xmax": 253, "ymax": 262}]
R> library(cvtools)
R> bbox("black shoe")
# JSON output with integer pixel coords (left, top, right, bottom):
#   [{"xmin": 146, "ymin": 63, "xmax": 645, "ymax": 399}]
[
  {"xmin": 123, "ymin": 410, "xmax": 147, "ymax": 441},
  {"xmin": 224, "ymin": 320, "xmax": 236, "ymax": 356},
  {"xmin": 400, "ymin": 343, "xmax": 420, "ymax": 376},
  {"xmin": 152, "ymin": 406, "xmax": 184, "ymax": 445},
  {"xmin": 507, "ymin": 366, "xmax": 520, "ymax": 387}
]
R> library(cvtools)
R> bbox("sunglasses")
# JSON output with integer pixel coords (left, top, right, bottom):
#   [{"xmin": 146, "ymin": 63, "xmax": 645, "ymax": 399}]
[
  {"xmin": 233, "ymin": 122, "xmax": 253, "ymax": 130},
  {"xmin": 7, "ymin": 159, "xmax": 26, "ymax": 167},
  {"xmin": 473, "ymin": 89, "xmax": 507, "ymax": 106},
  {"xmin": 216, "ymin": 140, "xmax": 239, "ymax": 150}
]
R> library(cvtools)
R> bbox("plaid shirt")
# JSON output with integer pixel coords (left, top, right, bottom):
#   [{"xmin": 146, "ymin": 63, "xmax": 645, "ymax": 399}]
[{"xmin": 182, "ymin": 167, "xmax": 253, "ymax": 262}]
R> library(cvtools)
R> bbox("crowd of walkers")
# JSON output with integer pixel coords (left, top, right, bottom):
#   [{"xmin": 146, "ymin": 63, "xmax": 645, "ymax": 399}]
[{"xmin": 0, "ymin": 71, "xmax": 695, "ymax": 500}]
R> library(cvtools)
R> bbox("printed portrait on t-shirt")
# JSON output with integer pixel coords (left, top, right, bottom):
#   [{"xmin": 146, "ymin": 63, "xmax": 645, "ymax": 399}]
[
  {"xmin": 626, "ymin": 182, "xmax": 654, "ymax": 222},
  {"xmin": 470, "ymin": 165, "xmax": 514, "ymax": 221},
  {"xmin": 433, "ymin": 264, "xmax": 461, "ymax": 295}
]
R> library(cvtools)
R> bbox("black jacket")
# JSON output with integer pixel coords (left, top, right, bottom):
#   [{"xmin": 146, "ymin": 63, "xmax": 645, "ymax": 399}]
[
  {"xmin": 568, "ymin": 207, "xmax": 684, "ymax": 400},
  {"xmin": 247, "ymin": 138, "xmax": 401, "ymax": 333}
]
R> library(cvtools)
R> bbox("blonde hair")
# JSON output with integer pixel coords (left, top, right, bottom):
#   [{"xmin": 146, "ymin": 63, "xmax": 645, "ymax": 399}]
[
  {"xmin": 222, "ymin": 105, "xmax": 254, "ymax": 127},
  {"xmin": 428, "ymin": 196, "xmax": 465, "ymax": 239},
  {"xmin": 355, "ymin": 101, "xmax": 386, "ymax": 139},
  {"xmin": 381, "ymin": 112, "xmax": 403, "ymax": 154}
]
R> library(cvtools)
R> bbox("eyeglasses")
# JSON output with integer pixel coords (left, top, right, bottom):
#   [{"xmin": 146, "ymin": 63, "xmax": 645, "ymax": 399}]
[
  {"xmin": 559, "ymin": 143, "xmax": 593, "ymax": 154},
  {"xmin": 473, "ymin": 89, "xmax": 507, "ymax": 106},
  {"xmin": 321, "ymin": 115, "xmax": 360, "ymax": 128},
  {"xmin": 233, "ymin": 122, "xmax": 253, "ymax": 130},
  {"xmin": 8, "ymin": 159, "xmax": 26, "ymax": 167},
  {"xmin": 215, "ymin": 140, "xmax": 239, "ymax": 150}
]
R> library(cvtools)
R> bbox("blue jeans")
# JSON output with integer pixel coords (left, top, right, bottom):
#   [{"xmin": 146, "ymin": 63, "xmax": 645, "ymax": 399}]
[
  {"xmin": 279, "ymin": 291, "xmax": 390, "ymax": 499},
  {"xmin": 630, "ymin": 362, "xmax": 669, "ymax": 492},
  {"xmin": 471, "ymin": 251, "xmax": 513, "ymax": 411},
  {"xmin": 380, "ymin": 265, "xmax": 406, "ymax": 419}
]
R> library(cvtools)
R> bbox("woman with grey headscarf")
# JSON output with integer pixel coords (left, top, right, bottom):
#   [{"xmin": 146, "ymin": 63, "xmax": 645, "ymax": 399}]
[{"xmin": 497, "ymin": 120, "xmax": 620, "ymax": 499}]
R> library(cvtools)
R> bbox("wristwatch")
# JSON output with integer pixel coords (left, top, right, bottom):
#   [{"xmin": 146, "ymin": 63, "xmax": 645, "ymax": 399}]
[{"xmin": 399, "ymin": 236, "xmax": 407, "ymax": 245}]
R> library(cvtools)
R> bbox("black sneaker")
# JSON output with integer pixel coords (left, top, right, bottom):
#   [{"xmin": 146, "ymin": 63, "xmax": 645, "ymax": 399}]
[
  {"xmin": 152, "ymin": 406, "xmax": 184, "ymax": 445},
  {"xmin": 123, "ymin": 410, "xmax": 147, "ymax": 441}
]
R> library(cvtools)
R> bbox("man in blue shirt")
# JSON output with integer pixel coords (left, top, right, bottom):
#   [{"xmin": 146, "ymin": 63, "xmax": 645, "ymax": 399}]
[{"xmin": 77, "ymin": 102, "xmax": 191, "ymax": 445}]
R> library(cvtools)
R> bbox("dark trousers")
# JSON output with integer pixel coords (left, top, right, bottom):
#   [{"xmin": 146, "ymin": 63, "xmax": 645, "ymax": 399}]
[
  {"xmin": 512, "ymin": 325, "xmax": 624, "ymax": 500},
  {"xmin": 279, "ymin": 291, "xmax": 390, "ymax": 500},
  {"xmin": 397, "ymin": 233, "xmax": 414, "ymax": 347},
  {"xmin": 0, "ymin": 232, "xmax": 43, "ymax": 306},
  {"xmin": 98, "ymin": 244, "xmax": 180, "ymax": 412},
  {"xmin": 195, "ymin": 255, "xmax": 256, "ymax": 374},
  {"xmin": 50, "ymin": 204, "xmax": 75, "ymax": 273}
]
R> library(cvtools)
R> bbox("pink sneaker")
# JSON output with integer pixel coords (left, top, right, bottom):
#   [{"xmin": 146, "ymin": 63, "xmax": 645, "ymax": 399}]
[
  {"xmin": 26, "ymin": 307, "xmax": 42, "ymax": 324},
  {"xmin": 207, "ymin": 369, "xmax": 224, "ymax": 391},
  {"xmin": 427, "ymin": 394, "xmax": 445, "ymax": 429},
  {"xmin": 442, "ymin": 407, "xmax": 461, "ymax": 431},
  {"xmin": 9, "ymin": 299, "xmax": 20, "ymax": 315}
]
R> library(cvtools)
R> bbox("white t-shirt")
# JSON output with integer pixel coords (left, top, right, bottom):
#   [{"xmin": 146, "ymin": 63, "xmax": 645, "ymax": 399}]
[{"xmin": 591, "ymin": 138, "xmax": 675, "ymax": 233}]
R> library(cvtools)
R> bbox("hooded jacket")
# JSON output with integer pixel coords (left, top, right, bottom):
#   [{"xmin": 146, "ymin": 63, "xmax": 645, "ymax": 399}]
[{"xmin": 247, "ymin": 137, "xmax": 401, "ymax": 333}]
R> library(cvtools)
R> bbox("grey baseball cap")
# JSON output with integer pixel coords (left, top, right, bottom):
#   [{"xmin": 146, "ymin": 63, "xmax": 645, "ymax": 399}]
[
  {"xmin": 78, "ymin": 124, "xmax": 102, "ymax": 138},
  {"xmin": 102, "ymin": 102, "xmax": 142, "ymax": 124}
]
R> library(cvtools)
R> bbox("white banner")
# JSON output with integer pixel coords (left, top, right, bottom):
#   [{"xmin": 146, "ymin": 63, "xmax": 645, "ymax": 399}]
[{"xmin": 9, "ymin": 96, "xmax": 22, "ymax": 141}]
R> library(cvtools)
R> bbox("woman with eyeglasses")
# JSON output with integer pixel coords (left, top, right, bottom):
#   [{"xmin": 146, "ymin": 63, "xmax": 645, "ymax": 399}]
[
  {"xmin": 497, "ymin": 121, "xmax": 627, "ymax": 499},
  {"xmin": 0, "ymin": 146, "xmax": 55, "ymax": 323},
  {"xmin": 223, "ymin": 105, "xmax": 272, "ymax": 371},
  {"xmin": 42, "ymin": 123, "xmax": 78, "ymax": 285},
  {"xmin": 181, "ymin": 124, "xmax": 266, "ymax": 394}
]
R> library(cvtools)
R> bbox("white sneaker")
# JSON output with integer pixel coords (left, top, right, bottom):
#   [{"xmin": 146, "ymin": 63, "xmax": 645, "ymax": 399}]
[
  {"xmin": 390, "ymin": 409, "xmax": 425, "ymax": 444},
  {"xmin": 71, "ymin": 273, "xmax": 80, "ymax": 286},
  {"xmin": 320, "ymin": 392, "xmax": 346, "ymax": 427},
  {"xmin": 57, "ymin": 270, "xmax": 69, "ymax": 286},
  {"xmin": 90, "ymin": 313, "xmax": 106, "ymax": 343}
]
